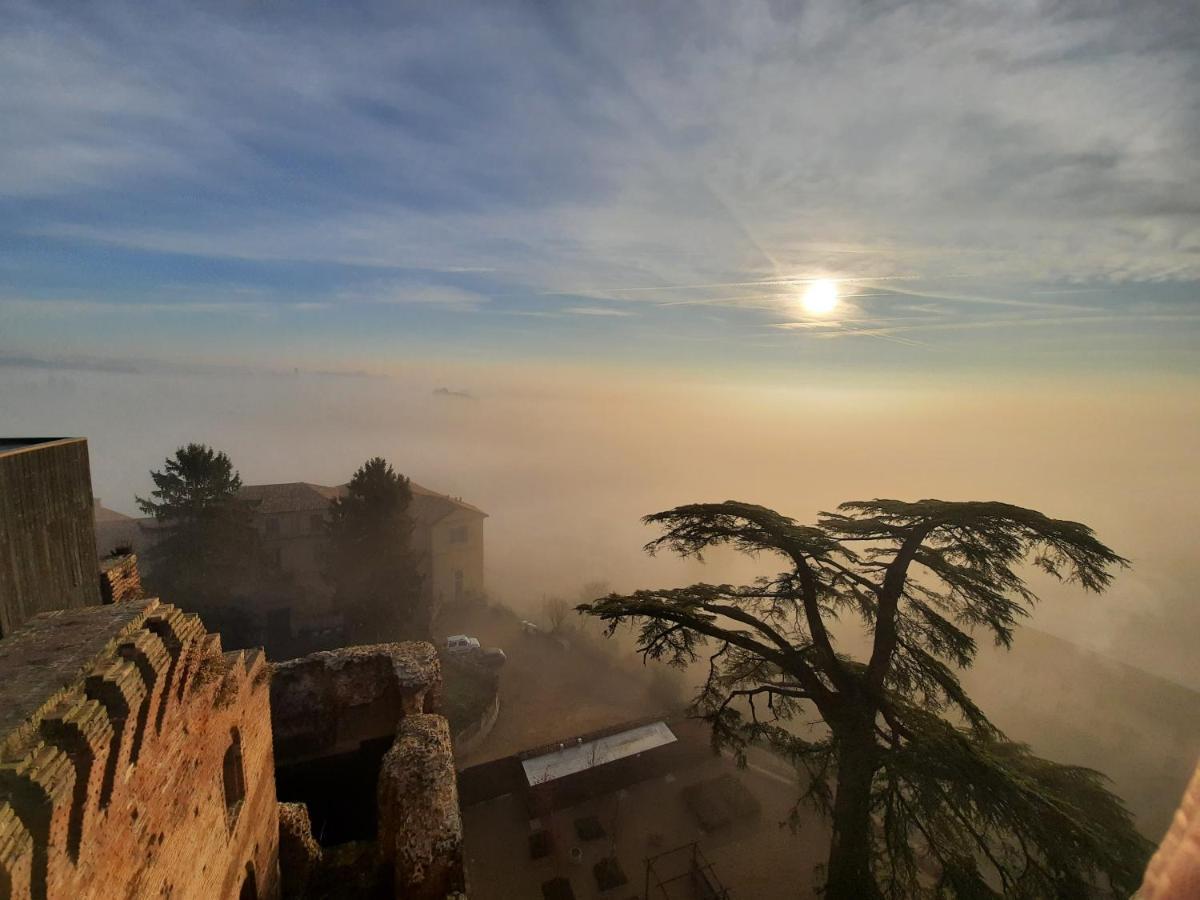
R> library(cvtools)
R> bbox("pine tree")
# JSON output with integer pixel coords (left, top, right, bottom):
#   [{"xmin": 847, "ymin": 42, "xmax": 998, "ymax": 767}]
[
  {"xmin": 136, "ymin": 443, "xmax": 262, "ymax": 625},
  {"xmin": 579, "ymin": 499, "xmax": 1153, "ymax": 898},
  {"xmin": 325, "ymin": 457, "xmax": 426, "ymax": 642}
]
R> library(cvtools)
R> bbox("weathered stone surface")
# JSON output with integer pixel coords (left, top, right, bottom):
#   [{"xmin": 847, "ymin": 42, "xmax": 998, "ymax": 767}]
[
  {"xmin": 98, "ymin": 553, "xmax": 144, "ymax": 605},
  {"xmin": 270, "ymin": 642, "xmax": 441, "ymax": 765},
  {"xmin": 0, "ymin": 599, "xmax": 279, "ymax": 900},
  {"xmin": 377, "ymin": 714, "xmax": 465, "ymax": 900},
  {"xmin": 278, "ymin": 801, "xmax": 321, "ymax": 897}
]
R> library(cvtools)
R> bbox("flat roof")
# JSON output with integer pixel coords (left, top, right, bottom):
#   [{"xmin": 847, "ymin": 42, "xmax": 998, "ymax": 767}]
[
  {"xmin": 522, "ymin": 721, "xmax": 677, "ymax": 786},
  {"xmin": 0, "ymin": 437, "xmax": 81, "ymax": 457}
]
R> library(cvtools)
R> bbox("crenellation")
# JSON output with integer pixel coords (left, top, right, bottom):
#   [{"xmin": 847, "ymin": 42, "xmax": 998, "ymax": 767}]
[
  {"xmin": 115, "ymin": 631, "xmax": 170, "ymax": 764},
  {"xmin": 36, "ymin": 697, "xmax": 112, "ymax": 862},
  {"xmin": 0, "ymin": 801, "xmax": 33, "ymax": 899},
  {"xmin": 0, "ymin": 587, "xmax": 465, "ymax": 899},
  {"xmin": 0, "ymin": 744, "xmax": 75, "ymax": 900},
  {"xmin": 0, "ymin": 599, "xmax": 281, "ymax": 899},
  {"xmin": 83, "ymin": 658, "xmax": 145, "ymax": 810}
]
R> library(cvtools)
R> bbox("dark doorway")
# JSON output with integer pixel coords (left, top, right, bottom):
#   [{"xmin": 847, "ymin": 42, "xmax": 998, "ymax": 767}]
[{"xmin": 274, "ymin": 736, "xmax": 393, "ymax": 846}]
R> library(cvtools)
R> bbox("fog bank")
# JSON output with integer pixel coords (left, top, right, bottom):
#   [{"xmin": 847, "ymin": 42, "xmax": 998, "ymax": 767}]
[{"xmin": 3, "ymin": 361, "xmax": 1197, "ymax": 689}]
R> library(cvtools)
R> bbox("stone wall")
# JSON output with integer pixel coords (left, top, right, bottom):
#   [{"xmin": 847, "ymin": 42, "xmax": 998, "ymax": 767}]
[
  {"xmin": 98, "ymin": 554, "xmax": 143, "ymax": 605},
  {"xmin": 0, "ymin": 599, "xmax": 279, "ymax": 900},
  {"xmin": 270, "ymin": 643, "xmax": 441, "ymax": 765},
  {"xmin": 270, "ymin": 643, "xmax": 465, "ymax": 899},
  {"xmin": 0, "ymin": 439, "xmax": 101, "ymax": 637},
  {"xmin": 378, "ymin": 715, "xmax": 465, "ymax": 899}
]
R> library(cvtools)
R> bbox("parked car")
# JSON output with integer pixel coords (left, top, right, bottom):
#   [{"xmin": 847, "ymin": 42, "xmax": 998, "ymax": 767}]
[
  {"xmin": 520, "ymin": 620, "xmax": 540, "ymax": 635},
  {"xmin": 445, "ymin": 634, "xmax": 481, "ymax": 655}
]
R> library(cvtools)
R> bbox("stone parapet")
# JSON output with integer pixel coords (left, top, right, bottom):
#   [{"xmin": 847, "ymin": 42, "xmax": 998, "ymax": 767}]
[
  {"xmin": 377, "ymin": 714, "xmax": 465, "ymax": 900},
  {"xmin": 270, "ymin": 642, "xmax": 441, "ymax": 765}
]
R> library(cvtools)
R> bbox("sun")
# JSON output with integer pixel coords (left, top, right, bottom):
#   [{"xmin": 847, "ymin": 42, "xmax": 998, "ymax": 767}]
[{"xmin": 801, "ymin": 279, "xmax": 840, "ymax": 315}]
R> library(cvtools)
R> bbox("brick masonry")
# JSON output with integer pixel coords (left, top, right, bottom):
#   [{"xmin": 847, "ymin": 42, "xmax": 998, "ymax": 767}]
[
  {"xmin": 98, "ymin": 554, "xmax": 144, "ymax": 606},
  {"xmin": 0, "ymin": 599, "xmax": 279, "ymax": 900}
]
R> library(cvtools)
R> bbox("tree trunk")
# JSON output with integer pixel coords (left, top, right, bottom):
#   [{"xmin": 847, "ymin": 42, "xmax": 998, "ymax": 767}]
[{"xmin": 824, "ymin": 729, "xmax": 881, "ymax": 900}]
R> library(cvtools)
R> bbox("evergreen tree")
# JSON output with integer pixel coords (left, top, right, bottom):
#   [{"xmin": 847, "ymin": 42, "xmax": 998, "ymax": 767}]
[
  {"xmin": 136, "ymin": 443, "xmax": 263, "ymax": 626},
  {"xmin": 325, "ymin": 457, "xmax": 426, "ymax": 641},
  {"xmin": 579, "ymin": 499, "xmax": 1153, "ymax": 899}
]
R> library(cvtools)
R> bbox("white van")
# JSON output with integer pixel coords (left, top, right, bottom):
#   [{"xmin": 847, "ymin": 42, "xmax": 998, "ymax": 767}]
[{"xmin": 445, "ymin": 634, "xmax": 481, "ymax": 655}]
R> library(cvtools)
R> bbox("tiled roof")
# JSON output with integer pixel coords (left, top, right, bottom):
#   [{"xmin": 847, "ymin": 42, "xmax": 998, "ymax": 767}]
[
  {"xmin": 237, "ymin": 480, "xmax": 486, "ymax": 522},
  {"xmin": 237, "ymin": 482, "xmax": 347, "ymax": 515},
  {"xmin": 94, "ymin": 502, "xmax": 134, "ymax": 523}
]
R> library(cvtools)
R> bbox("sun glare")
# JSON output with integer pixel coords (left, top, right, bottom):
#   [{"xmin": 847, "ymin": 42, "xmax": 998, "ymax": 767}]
[{"xmin": 801, "ymin": 279, "xmax": 840, "ymax": 315}]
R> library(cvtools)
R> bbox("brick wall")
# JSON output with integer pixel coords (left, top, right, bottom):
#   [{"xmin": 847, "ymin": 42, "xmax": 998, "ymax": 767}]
[
  {"xmin": 98, "ymin": 554, "xmax": 144, "ymax": 605},
  {"xmin": 0, "ymin": 599, "xmax": 279, "ymax": 900}
]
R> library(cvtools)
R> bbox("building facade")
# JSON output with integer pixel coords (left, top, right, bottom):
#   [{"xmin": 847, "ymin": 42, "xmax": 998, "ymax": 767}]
[
  {"xmin": 236, "ymin": 480, "xmax": 486, "ymax": 646},
  {"xmin": 95, "ymin": 479, "xmax": 486, "ymax": 651},
  {"xmin": 0, "ymin": 439, "xmax": 101, "ymax": 637}
]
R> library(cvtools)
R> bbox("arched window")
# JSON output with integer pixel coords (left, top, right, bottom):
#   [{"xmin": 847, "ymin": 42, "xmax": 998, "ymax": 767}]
[
  {"xmin": 223, "ymin": 728, "xmax": 246, "ymax": 827},
  {"xmin": 239, "ymin": 862, "xmax": 258, "ymax": 900}
]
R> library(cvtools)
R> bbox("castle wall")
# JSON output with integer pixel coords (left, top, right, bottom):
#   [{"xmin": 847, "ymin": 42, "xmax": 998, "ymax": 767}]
[
  {"xmin": 0, "ymin": 599, "xmax": 279, "ymax": 900},
  {"xmin": 0, "ymin": 439, "xmax": 101, "ymax": 638}
]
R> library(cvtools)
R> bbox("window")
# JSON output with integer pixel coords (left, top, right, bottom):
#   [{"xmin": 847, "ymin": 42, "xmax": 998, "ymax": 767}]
[
  {"xmin": 449, "ymin": 524, "xmax": 469, "ymax": 544},
  {"xmin": 454, "ymin": 569, "xmax": 464, "ymax": 602},
  {"xmin": 270, "ymin": 547, "xmax": 283, "ymax": 569},
  {"xmin": 239, "ymin": 863, "xmax": 258, "ymax": 900},
  {"xmin": 223, "ymin": 728, "xmax": 246, "ymax": 828},
  {"xmin": 309, "ymin": 513, "xmax": 325, "ymax": 534},
  {"xmin": 265, "ymin": 516, "xmax": 280, "ymax": 537}
]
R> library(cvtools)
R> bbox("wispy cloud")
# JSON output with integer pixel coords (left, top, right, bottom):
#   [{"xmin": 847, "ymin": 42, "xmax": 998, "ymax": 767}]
[
  {"xmin": 0, "ymin": 0, "xmax": 1197, "ymax": 371},
  {"xmin": 562, "ymin": 306, "xmax": 636, "ymax": 317},
  {"xmin": 342, "ymin": 283, "xmax": 490, "ymax": 311}
]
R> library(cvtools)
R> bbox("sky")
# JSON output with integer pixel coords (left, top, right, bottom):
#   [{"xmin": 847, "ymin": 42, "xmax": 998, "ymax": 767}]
[
  {"xmin": 1, "ymin": 1, "xmax": 1198, "ymax": 688},
  {"xmin": 0, "ymin": 0, "xmax": 1197, "ymax": 377}
]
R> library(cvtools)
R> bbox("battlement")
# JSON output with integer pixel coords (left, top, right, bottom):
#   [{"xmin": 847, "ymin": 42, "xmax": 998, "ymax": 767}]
[{"xmin": 0, "ymin": 599, "xmax": 278, "ymax": 900}]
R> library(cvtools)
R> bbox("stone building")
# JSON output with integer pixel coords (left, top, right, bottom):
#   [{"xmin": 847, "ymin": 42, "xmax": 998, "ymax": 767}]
[
  {"xmin": 236, "ymin": 481, "xmax": 487, "ymax": 628},
  {"xmin": 0, "ymin": 439, "xmax": 101, "ymax": 637},
  {"xmin": 0, "ymin": 599, "xmax": 278, "ymax": 900},
  {"xmin": 95, "ymin": 479, "xmax": 487, "ymax": 649}
]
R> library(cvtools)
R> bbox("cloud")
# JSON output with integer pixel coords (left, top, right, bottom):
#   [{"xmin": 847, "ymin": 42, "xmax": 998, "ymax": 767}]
[
  {"xmin": 341, "ymin": 282, "xmax": 490, "ymax": 311},
  {"xmin": 1, "ymin": 0, "xmax": 1197, "ymax": 365},
  {"xmin": 562, "ymin": 306, "xmax": 636, "ymax": 317}
]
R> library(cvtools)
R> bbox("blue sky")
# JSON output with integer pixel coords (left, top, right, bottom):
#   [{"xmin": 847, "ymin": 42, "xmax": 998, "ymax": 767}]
[{"xmin": 1, "ymin": 0, "xmax": 1198, "ymax": 379}]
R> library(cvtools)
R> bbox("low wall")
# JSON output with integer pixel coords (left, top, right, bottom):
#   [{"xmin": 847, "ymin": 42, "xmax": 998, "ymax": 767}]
[
  {"xmin": 451, "ymin": 692, "xmax": 500, "ymax": 761},
  {"xmin": 270, "ymin": 642, "xmax": 441, "ymax": 765}
]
